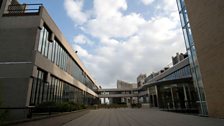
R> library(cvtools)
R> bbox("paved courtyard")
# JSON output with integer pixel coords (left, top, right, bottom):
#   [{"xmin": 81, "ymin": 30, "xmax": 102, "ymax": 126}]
[
  {"xmin": 12, "ymin": 108, "xmax": 224, "ymax": 126},
  {"xmin": 63, "ymin": 108, "xmax": 224, "ymax": 126}
]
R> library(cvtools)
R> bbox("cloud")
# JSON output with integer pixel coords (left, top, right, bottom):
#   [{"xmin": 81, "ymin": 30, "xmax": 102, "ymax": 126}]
[
  {"xmin": 73, "ymin": 34, "xmax": 93, "ymax": 45},
  {"xmin": 83, "ymin": 0, "xmax": 146, "ymax": 39},
  {"xmin": 72, "ymin": 45, "xmax": 92, "ymax": 58},
  {"xmin": 64, "ymin": 0, "xmax": 88, "ymax": 25},
  {"xmin": 93, "ymin": 0, "xmax": 127, "ymax": 18},
  {"xmin": 86, "ymin": 13, "xmax": 146, "ymax": 39},
  {"xmin": 141, "ymin": 0, "xmax": 155, "ymax": 5},
  {"xmin": 65, "ymin": 0, "xmax": 186, "ymax": 88}
]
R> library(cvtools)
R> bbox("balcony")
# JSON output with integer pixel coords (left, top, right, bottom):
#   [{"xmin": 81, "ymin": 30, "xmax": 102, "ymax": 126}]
[{"xmin": 3, "ymin": 3, "xmax": 43, "ymax": 16}]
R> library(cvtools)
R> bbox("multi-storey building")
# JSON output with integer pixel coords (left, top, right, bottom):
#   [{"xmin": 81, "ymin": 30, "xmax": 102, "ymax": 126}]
[
  {"xmin": 176, "ymin": 0, "xmax": 224, "ymax": 117},
  {"xmin": 143, "ymin": 53, "xmax": 196, "ymax": 111},
  {"xmin": 98, "ymin": 53, "xmax": 198, "ymax": 112},
  {"xmin": 0, "ymin": 0, "xmax": 98, "ymax": 120}
]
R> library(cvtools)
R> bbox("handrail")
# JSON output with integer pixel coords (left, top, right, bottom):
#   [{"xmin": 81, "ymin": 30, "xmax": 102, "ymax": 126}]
[
  {"xmin": 7, "ymin": 3, "xmax": 43, "ymax": 14},
  {"xmin": 10, "ymin": 3, "xmax": 43, "ymax": 6}
]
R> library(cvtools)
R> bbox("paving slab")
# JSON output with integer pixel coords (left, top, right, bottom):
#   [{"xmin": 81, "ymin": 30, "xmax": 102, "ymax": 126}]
[
  {"xmin": 9, "ymin": 110, "xmax": 89, "ymax": 126},
  {"xmin": 63, "ymin": 108, "xmax": 224, "ymax": 126}
]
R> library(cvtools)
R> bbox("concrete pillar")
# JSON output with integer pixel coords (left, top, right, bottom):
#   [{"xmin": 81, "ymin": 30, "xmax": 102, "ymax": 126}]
[
  {"xmin": 155, "ymin": 85, "xmax": 159, "ymax": 107},
  {"xmin": 170, "ymin": 87, "xmax": 175, "ymax": 109},
  {"xmin": 148, "ymin": 88, "xmax": 151, "ymax": 106},
  {"xmin": 152, "ymin": 94, "xmax": 155, "ymax": 107},
  {"xmin": 183, "ymin": 85, "xmax": 188, "ymax": 108}
]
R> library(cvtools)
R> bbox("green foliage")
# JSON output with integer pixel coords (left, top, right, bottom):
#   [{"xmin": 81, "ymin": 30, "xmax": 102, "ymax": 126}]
[
  {"xmin": 34, "ymin": 101, "xmax": 86, "ymax": 113},
  {"xmin": 97, "ymin": 103, "xmax": 128, "ymax": 109}
]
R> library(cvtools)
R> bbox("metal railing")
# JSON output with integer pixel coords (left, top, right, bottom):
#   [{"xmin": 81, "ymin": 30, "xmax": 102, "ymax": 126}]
[{"xmin": 7, "ymin": 3, "xmax": 42, "ymax": 14}]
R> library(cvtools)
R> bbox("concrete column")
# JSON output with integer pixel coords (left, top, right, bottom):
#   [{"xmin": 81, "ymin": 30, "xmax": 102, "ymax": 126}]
[
  {"xmin": 170, "ymin": 87, "xmax": 175, "ymax": 109},
  {"xmin": 143, "ymin": 95, "xmax": 146, "ymax": 103},
  {"xmin": 183, "ymin": 85, "xmax": 188, "ymax": 108},
  {"xmin": 155, "ymin": 85, "xmax": 159, "ymax": 107},
  {"xmin": 152, "ymin": 94, "xmax": 155, "ymax": 107},
  {"xmin": 148, "ymin": 88, "xmax": 151, "ymax": 106},
  {"xmin": 25, "ymin": 78, "xmax": 33, "ymax": 106}
]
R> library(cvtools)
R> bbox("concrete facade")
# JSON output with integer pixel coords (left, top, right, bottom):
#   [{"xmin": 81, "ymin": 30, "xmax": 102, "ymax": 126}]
[
  {"xmin": 184, "ymin": 0, "xmax": 224, "ymax": 118},
  {"xmin": 0, "ymin": 0, "xmax": 98, "ymax": 120},
  {"xmin": 117, "ymin": 80, "xmax": 137, "ymax": 89},
  {"xmin": 98, "ymin": 54, "xmax": 196, "ymax": 112}
]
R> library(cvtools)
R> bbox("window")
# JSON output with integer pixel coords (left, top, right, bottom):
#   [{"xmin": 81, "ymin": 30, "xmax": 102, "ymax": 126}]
[
  {"xmin": 38, "ymin": 27, "xmax": 51, "ymax": 57},
  {"xmin": 30, "ymin": 69, "xmax": 47, "ymax": 105},
  {"xmin": 37, "ymin": 26, "xmax": 97, "ymax": 91}
]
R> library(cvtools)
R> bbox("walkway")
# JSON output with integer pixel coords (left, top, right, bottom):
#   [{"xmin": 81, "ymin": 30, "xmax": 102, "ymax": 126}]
[
  {"xmin": 11, "ymin": 108, "xmax": 224, "ymax": 126},
  {"xmin": 63, "ymin": 108, "xmax": 224, "ymax": 126},
  {"xmin": 10, "ymin": 110, "xmax": 89, "ymax": 126}
]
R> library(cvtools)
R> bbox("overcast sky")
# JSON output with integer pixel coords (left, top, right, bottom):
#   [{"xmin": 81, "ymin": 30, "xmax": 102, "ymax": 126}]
[{"xmin": 20, "ymin": 0, "xmax": 186, "ymax": 88}]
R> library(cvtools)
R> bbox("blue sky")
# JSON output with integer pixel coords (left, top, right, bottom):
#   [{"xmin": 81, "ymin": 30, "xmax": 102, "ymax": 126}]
[{"xmin": 19, "ymin": 0, "xmax": 186, "ymax": 88}]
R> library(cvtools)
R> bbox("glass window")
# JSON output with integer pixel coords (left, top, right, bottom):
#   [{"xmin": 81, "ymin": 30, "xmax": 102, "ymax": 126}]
[
  {"xmin": 37, "ymin": 27, "xmax": 97, "ymax": 94},
  {"xmin": 38, "ymin": 28, "xmax": 44, "ymax": 52},
  {"xmin": 41, "ymin": 28, "xmax": 47, "ymax": 56},
  {"xmin": 50, "ymin": 77, "xmax": 55, "ymax": 101},
  {"xmin": 177, "ymin": 0, "xmax": 182, "ymax": 11},
  {"xmin": 54, "ymin": 42, "xmax": 57, "ymax": 63},
  {"xmin": 30, "ymin": 77, "xmax": 37, "ymax": 105},
  {"xmin": 183, "ymin": 28, "xmax": 190, "ymax": 49},
  {"xmin": 30, "ymin": 69, "xmax": 47, "ymax": 105},
  {"xmin": 180, "ymin": 12, "xmax": 186, "ymax": 27},
  {"xmin": 51, "ymin": 41, "xmax": 55, "ymax": 63},
  {"xmin": 48, "ymin": 42, "xmax": 52, "ymax": 60},
  {"xmin": 44, "ymin": 31, "xmax": 49, "ymax": 57}
]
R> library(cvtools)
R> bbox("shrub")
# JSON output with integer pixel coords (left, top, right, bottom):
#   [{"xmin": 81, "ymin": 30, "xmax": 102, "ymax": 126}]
[
  {"xmin": 131, "ymin": 103, "xmax": 142, "ymax": 108},
  {"xmin": 33, "ymin": 101, "xmax": 86, "ymax": 113}
]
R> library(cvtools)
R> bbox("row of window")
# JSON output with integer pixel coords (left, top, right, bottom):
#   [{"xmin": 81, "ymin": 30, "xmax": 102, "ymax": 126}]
[
  {"xmin": 37, "ymin": 26, "xmax": 97, "ymax": 90},
  {"xmin": 159, "ymin": 65, "xmax": 191, "ymax": 81},
  {"xmin": 30, "ymin": 69, "xmax": 96, "ymax": 105},
  {"xmin": 30, "ymin": 69, "xmax": 47, "ymax": 105},
  {"xmin": 158, "ymin": 83, "xmax": 197, "ymax": 110}
]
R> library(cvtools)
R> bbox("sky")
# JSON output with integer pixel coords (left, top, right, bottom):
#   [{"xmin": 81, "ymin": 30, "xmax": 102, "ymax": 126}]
[{"xmin": 19, "ymin": 0, "xmax": 186, "ymax": 88}]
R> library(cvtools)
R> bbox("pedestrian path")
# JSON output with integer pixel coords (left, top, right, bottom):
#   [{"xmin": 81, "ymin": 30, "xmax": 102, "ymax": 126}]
[
  {"xmin": 63, "ymin": 108, "xmax": 224, "ymax": 126},
  {"xmin": 10, "ymin": 110, "xmax": 89, "ymax": 126}
]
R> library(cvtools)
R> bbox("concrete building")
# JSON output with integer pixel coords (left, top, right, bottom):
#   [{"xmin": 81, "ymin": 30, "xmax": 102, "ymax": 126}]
[
  {"xmin": 172, "ymin": 53, "xmax": 187, "ymax": 65},
  {"xmin": 98, "ymin": 53, "xmax": 197, "ymax": 112},
  {"xmin": 137, "ymin": 74, "xmax": 146, "ymax": 88},
  {"xmin": 0, "ymin": 0, "xmax": 98, "ymax": 120},
  {"xmin": 176, "ymin": 0, "xmax": 224, "ymax": 118},
  {"xmin": 117, "ymin": 80, "xmax": 137, "ymax": 104},
  {"xmin": 144, "ymin": 54, "xmax": 196, "ymax": 112},
  {"xmin": 117, "ymin": 80, "xmax": 137, "ymax": 89}
]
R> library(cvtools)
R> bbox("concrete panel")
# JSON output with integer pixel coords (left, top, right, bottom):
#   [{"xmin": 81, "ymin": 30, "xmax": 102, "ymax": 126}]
[
  {"xmin": 0, "ymin": 64, "xmax": 33, "ymax": 78},
  {"xmin": 0, "ymin": 28, "xmax": 37, "ymax": 62},
  {"xmin": 0, "ymin": 15, "xmax": 41, "ymax": 29},
  {"xmin": 185, "ymin": 0, "xmax": 224, "ymax": 118},
  {"xmin": 0, "ymin": 78, "xmax": 29, "ymax": 107}
]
